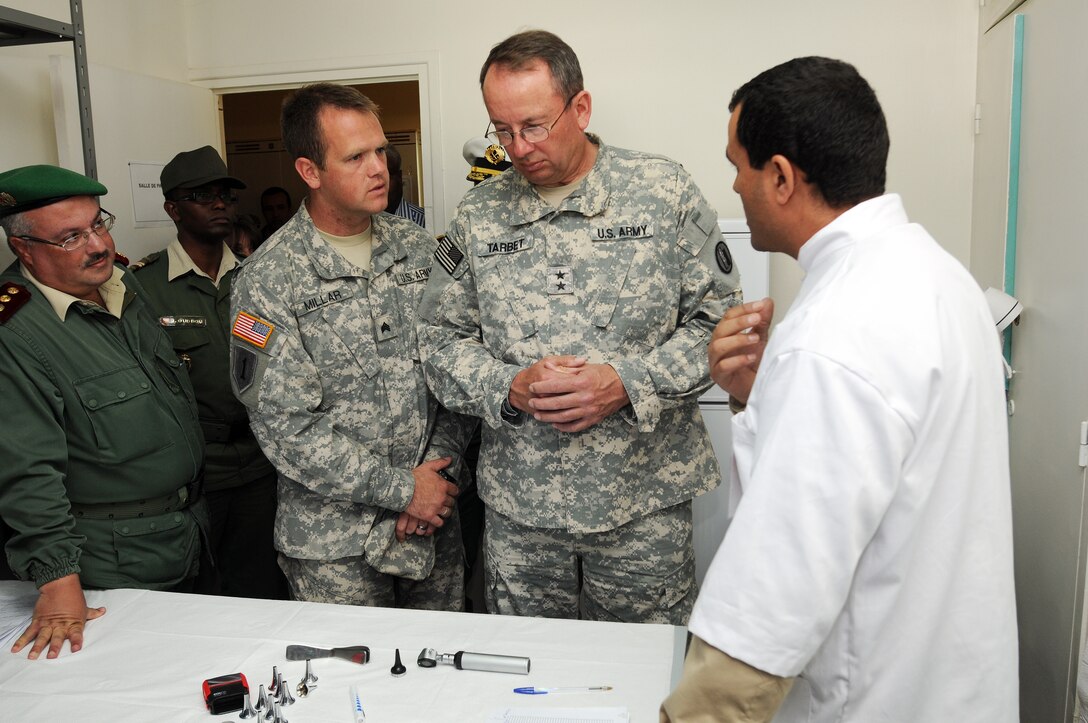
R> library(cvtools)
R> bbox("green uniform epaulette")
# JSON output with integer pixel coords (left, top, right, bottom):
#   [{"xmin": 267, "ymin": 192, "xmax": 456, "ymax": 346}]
[
  {"xmin": 0, "ymin": 282, "xmax": 31, "ymax": 324},
  {"xmin": 128, "ymin": 252, "xmax": 164, "ymax": 272}
]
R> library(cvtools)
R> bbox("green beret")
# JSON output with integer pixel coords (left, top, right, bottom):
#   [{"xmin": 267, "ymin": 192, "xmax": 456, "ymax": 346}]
[{"xmin": 0, "ymin": 165, "xmax": 107, "ymax": 218}]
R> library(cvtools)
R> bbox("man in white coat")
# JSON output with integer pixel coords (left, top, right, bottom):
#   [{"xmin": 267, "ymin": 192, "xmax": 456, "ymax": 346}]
[{"xmin": 661, "ymin": 56, "xmax": 1019, "ymax": 722}]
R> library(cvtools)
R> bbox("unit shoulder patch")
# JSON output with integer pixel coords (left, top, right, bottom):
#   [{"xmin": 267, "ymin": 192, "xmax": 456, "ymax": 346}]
[
  {"xmin": 232, "ymin": 345, "xmax": 258, "ymax": 394},
  {"xmin": 714, "ymin": 241, "xmax": 733, "ymax": 274}
]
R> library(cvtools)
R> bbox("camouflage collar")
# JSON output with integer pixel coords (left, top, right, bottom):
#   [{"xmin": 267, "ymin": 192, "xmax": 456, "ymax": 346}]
[
  {"xmin": 297, "ymin": 202, "xmax": 406, "ymax": 279},
  {"xmin": 507, "ymin": 133, "xmax": 610, "ymax": 227}
]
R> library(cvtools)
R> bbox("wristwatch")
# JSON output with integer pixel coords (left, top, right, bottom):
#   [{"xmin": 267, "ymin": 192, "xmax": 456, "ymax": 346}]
[{"xmin": 500, "ymin": 397, "xmax": 522, "ymax": 423}]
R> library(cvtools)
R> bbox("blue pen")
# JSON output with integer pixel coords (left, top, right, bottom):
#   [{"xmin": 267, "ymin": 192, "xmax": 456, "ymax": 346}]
[
  {"xmin": 514, "ymin": 685, "xmax": 613, "ymax": 695},
  {"xmin": 349, "ymin": 685, "xmax": 366, "ymax": 722}
]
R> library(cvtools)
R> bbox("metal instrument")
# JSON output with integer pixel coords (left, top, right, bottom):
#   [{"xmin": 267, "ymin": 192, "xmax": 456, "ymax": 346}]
[
  {"xmin": 296, "ymin": 659, "xmax": 318, "ymax": 697},
  {"xmin": 276, "ymin": 671, "xmax": 295, "ymax": 706},
  {"xmin": 416, "ymin": 647, "xmax": 530, "ymax": 675},
  {"xmin": 285, "ymin": 644, "xmax": 370, "ymax": 665},
  {"xmin": 239, "ymin": 691, "xmax": 257, "ymax": 719}
]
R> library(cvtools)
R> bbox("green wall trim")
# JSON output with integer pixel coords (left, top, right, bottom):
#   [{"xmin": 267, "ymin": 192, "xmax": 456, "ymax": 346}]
[{"xmin": 1003, "ymin": 14, "xmax": 1025, "ymax": 363}]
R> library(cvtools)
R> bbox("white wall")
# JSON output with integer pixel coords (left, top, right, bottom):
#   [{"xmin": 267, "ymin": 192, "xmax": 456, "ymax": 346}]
[
  {"xmin": 181, "ymin": 1, "xmax": 979, "ymax": 238},
  {"xmin": 1, "ymin": 1, "xmax": 980, "ymax": 304},
  {"xmin": 0, "ymin": 0, "xmax": 195, "ymax": 266}
]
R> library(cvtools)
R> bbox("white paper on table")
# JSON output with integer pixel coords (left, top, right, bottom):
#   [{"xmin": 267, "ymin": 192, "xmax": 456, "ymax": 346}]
[{"xmin": 486, "ymin": 707, "xmax": 630, "ymax": 723}]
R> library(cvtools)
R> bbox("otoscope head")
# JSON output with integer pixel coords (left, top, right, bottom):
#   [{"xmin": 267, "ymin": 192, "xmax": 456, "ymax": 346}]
[{"xmin": 417, "ymin": 648, "xmax": 438, "ymax": 668}]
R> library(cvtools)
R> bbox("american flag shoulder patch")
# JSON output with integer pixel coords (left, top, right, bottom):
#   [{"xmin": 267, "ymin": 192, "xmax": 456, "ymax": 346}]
[
  {"xmin": 232, "ymin": 311, "xmax": 275, "ymax": 349},
  {"xmin": 434, "ymin": 235, "xmax": 464, "ymax": 276}
]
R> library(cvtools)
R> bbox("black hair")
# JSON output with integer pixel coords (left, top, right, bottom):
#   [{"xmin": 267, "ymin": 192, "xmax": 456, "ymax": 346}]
[
  {"xmin": 730, "ymin": 56, "xmax": 889, "ymax": 208},
  {"xmin": 260, "ymin": 186, "xmax": 291, "ymax": 205}
]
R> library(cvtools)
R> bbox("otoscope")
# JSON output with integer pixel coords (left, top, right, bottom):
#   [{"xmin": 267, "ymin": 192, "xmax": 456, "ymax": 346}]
[{"xmin": 416, "ymin": 647, "xmax": 530, "ymax": 675}]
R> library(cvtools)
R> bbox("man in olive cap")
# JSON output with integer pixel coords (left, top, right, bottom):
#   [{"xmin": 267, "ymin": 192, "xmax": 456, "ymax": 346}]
[
  {"xmin": 0, "ymin": 165, "xmax": 206, "ymax": 659},
  {"xmin": 130, "ymin": 146, "xmax": 285, "ymax": 599}
]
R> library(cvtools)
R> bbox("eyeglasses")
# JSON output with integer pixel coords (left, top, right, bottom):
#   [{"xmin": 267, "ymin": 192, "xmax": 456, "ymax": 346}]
[
  {"xmin": 13, "ymin": 209, "xmax": 116, "ymax": 252},
  {"xmin": 485, "ymin": 96, "xmax": 574, "ymax": 147},
  {"xmin": 174, "ymin": 190, "xmax": 237, "ymax": 205}
]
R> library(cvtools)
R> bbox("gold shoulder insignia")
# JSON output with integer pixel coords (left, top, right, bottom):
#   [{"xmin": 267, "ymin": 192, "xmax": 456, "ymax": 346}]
[
  {"xmin": 128, "ymin": 254, "xmax": 158, "ymax": 272},
  {"xmin": 0, "ymin": 282, "xmax": 32, "ymax": 324}
]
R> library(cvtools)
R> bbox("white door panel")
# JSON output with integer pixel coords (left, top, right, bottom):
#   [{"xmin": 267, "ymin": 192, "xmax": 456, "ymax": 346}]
[{"xmin": 973, "ymin": 2, "xmax": 1088, "ymax": 719}]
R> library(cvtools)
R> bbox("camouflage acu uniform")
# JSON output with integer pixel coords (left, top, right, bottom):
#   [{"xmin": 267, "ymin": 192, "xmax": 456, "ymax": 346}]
[
  {"xmin": 418, "ymin": 135, "xmax": 742, "ymax": 623},
  {"xmin": 229, "ymin": 204, "xmax": 475, "ymax": 610}
]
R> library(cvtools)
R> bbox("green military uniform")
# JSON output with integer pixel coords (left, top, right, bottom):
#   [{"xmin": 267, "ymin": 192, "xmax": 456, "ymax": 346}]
[
  {"xmin": 131, "ymin": 241, "xmax": 281, "ymax": 598},
  {"xmin": 0, "ymin": 262, "xmax": 205, "ymax": 589},
  {"xmin": 131, "ymin": 244, "xmax": 273, "ymax": 489}
]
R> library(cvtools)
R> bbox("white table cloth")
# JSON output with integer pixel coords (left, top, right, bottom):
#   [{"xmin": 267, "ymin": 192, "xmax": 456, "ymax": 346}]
[{"xmin": 0, "ymin": 581, "xmax": 684, "ymax": 722}]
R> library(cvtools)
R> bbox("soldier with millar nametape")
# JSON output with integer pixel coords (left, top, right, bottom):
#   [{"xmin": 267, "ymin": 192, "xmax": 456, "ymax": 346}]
[{"xmin": 229, "ymin": 83, "xmax": 475, "ymax": 609}]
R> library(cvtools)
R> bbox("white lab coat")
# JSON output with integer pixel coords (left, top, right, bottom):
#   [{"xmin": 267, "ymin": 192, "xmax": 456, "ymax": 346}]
[{"xmin": 690, "ymin": 194, "xmax": 1019, "ymax": 722}]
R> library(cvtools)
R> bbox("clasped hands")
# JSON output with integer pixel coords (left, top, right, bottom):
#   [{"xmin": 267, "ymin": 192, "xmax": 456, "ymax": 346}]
[{"xmin": 509, "ymin": 355, "xmax": 629, "ymax": 434}]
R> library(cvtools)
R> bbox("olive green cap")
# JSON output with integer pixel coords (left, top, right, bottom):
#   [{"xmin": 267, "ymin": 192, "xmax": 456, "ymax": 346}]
[
  {"xmin": 160, "ymin": 145, "xmax": 245, "ymax": 196},
  {"xmin": 0, "ymin": 165, "xmax": 107, "ymax": 218}
]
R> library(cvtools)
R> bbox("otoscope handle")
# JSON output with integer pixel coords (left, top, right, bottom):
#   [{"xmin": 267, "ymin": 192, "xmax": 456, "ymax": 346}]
[{"xmin": 454, "ymin": 651, "xmax": 531, "ymax": 675}]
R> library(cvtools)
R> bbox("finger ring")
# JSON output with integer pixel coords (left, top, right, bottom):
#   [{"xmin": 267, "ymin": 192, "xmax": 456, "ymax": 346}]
[
  {"xmin": 441, "ymin": 506, "xmax": 450, "ymax": 517},
  {"xmin": 417, "ymin": 523, "xmax": 427, "ymax": 530}
]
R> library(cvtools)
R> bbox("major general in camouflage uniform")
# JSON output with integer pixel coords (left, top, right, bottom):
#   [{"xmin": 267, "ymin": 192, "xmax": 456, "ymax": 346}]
[
  {"xmin": 229, "ymin": 84, "xmax": 474, "ymax": 609},
  {"xmin": 417, "ymin": 30, "xmax": 742, "ymax": 625}
]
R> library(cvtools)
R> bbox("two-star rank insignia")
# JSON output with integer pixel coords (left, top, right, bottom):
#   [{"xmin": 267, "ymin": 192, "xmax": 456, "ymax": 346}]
[{"xmin": 546, "ymin": 266, "xmax": 574, "ymax": 295}]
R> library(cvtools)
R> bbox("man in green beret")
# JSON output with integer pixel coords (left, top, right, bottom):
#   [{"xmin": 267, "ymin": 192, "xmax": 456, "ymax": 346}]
[
  {"xmin": 0, "ymin": 164, "xmax": 206, "ymax": 659},
  {"xmin": 131, "ymin": 146, "xmax": 285, "ymax": 599}
]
